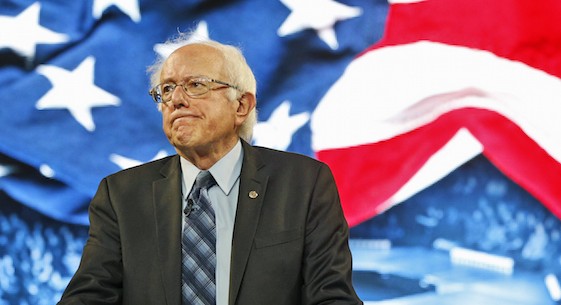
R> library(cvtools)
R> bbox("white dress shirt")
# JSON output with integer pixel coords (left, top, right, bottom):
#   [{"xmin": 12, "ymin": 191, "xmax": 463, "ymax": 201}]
[{"xmin": 180, "ymin": 140, "xmax": 242, "ymax": 305}]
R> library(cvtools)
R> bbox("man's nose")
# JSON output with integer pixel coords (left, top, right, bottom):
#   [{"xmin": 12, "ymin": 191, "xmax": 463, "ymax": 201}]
[{"xmin": 170, "ymin": 85, "xmax": 190, "ymax": 107}]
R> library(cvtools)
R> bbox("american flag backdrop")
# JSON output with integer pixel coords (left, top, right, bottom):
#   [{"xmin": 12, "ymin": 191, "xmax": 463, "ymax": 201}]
[
  {"xmin": 1, "ymin": 0, "xmax": 561, "ymax": 304},
  {"xmin": 313, "ymin": 0, "xmax": 561, "ymax": 226},
  {"xmin": 0, "ymin": 0, "xmax": 386, "ymax": 225}
]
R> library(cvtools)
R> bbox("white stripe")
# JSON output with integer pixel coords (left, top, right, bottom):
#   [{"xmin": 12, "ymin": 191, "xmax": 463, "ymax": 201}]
[
  {"xmin": 389, "ymin": 128, "xmax": 482, "ymax": 206},
  {"xmin": 311, "ymin": 41, "xmax": 561, "ymax": 163}
]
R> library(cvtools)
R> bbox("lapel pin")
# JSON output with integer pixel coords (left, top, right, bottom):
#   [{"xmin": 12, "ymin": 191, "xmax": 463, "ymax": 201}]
[{"xmin": 249, "ymin": 190, "xmax": 258, "ymax": 199}]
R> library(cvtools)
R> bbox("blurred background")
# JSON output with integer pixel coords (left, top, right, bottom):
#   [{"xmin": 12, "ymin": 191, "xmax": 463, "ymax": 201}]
[{"xmin": 1, "ymin": 0, "xmax": 561, "ymax": 304}]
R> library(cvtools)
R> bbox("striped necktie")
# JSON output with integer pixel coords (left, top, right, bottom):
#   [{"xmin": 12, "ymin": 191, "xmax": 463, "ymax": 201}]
[{"xmin": 182, "ymin": 171, "xmax": 217, "ymax": 305}]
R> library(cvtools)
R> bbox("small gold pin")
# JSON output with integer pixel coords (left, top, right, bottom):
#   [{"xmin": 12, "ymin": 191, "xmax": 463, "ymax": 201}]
[{"xmin": 249, "ymin": 190, "xmax": 258, "ymax": 199}]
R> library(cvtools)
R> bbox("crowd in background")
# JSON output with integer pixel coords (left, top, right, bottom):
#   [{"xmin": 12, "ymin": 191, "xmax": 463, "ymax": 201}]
[
  {"xmin": 351, "ymin": 155, "xmax": 561, "ymax": 274},
  {"xmin": 1, "ymin": 155, "xmax": 559, "ymax": 303}
]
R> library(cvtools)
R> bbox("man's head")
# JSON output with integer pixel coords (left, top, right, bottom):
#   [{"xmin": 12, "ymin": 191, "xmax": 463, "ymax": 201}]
[{"xmin": 148, "ymin": 37, "xmax": 257, "ymax": 165}]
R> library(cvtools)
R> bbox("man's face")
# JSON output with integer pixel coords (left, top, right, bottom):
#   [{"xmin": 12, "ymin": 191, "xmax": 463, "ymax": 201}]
[{"xmin": 159, "ymin": 44, "xmax": 241, "ymax": 157}]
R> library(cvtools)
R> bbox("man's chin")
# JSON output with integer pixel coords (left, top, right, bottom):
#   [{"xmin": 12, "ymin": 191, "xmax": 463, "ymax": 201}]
[{"xmin": 172, "ymin": 136, "xmax": 194, "ymax": 148}]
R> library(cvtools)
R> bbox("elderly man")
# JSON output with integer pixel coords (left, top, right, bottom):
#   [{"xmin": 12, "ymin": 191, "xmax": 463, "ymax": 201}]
[{"xmin": 58, "ymin": 36, "xmax": 362, "ymax": 305}]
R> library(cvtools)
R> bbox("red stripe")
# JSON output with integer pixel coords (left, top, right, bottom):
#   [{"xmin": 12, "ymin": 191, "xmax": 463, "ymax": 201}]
[
  {"xmin": 318, "ymin": 108, "xmax": 561, "ymax": 227},
  {"xmin": 362, "ymin": 0, "xmax": 561, "ymax": 78}
]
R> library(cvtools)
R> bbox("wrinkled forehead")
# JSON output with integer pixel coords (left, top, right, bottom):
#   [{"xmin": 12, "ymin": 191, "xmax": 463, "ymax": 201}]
[{"xmin": 160, "ymin": 44, "xmax": 226, "ymax": 82}]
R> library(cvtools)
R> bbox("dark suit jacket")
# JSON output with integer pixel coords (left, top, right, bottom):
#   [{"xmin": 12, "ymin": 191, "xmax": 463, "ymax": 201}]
[{"xmin": 58, "ymin": 141, "xmax": 362, "ymax": 305}]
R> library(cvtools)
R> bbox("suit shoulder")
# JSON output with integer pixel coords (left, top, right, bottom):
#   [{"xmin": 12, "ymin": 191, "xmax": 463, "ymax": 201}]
[
  {"xmin": 105, "ymin": 155, "xmax": 177, "ymax": 181},
  {"xmin": 252, "ymin": 146, "xmax": 325, "ymax": 168}
]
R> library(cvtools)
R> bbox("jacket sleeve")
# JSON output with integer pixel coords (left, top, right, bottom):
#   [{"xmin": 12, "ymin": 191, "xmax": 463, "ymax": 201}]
[
  {"xmin": 301, "ymin": 163, "xmax": 363, "ymax": 305},
  {"xmin": 57, "ymin": 178, "xmax": 123, "ymax": 305}
]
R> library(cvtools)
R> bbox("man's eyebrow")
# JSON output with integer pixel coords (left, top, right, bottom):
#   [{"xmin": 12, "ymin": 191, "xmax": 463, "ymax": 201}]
[
  {"xmin": 160, "ymin": 75, "xmax": 209, "ymax": 83},
  {"xmin": 158, "ymin": 76, "xmax": 174, "ymax": 84}
]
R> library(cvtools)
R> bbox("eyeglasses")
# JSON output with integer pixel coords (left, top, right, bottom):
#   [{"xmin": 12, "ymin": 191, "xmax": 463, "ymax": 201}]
[{"xmin": 148, "ymin": 76, "xmax": 243, "ymax": 103}]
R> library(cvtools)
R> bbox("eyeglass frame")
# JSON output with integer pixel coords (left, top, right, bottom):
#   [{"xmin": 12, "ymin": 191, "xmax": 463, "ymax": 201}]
[{"xmin": 148, "ymin": 76, "xmax": 244, "ymax": 104}]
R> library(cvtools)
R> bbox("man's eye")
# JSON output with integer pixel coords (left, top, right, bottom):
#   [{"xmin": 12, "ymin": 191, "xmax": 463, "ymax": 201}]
[
  {"xmin": 188, "ymin": 81, "xmax": 205, "ymax": 89},
  {"xmin": 161, "ymin": 84, "xmax": 175, "ymax": 94}
]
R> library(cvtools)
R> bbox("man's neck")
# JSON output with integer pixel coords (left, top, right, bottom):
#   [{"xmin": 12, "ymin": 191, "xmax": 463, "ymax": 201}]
[{"xmin": 176, "ymin": 136, "xmax": 239, "ymax": 170}]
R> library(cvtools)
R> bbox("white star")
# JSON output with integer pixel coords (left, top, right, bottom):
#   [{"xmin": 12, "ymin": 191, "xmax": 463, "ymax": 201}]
[
  {"xmin": 277, "ymin": 0, "xmax": 362, "ymax": 50},
  {"xmin": 0, "ymin": 2, "xmax": 68, "ymax": 61},
  {"xmin": 93, "ymin": 0, "xmax": 141, "ymax": 23},
  {"xmin": 153, "ymin": 21, "xmax": 210, "ymax": 59},
  {"xmin": 0, "ymin": 164, "xmax": 16, "ymax": 178},
  {"xmin": 109, "ymin": 150, "xmax": 169, "ymax": 169},
  {"xmin": 253, "ymin": 101, "xmax": 310, "ymax": 151},
  {"xmin": 36, "ymin": 56, "xmax": 120, "ymax": 132},
  {"xmin": 39, "ymin": 164, "xmax": 56, "ymax": 178}
]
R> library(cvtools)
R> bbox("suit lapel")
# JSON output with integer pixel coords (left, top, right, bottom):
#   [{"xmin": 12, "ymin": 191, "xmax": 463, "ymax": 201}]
[
  {"xmin": 229, "ymin": 141, "xmax": 268, "ymax": 305},
  {"xmin": 153, "ymin": 155, "xmax": 182, "ymax": 305},
  {"xmin": 151, "ymin": 144, "xmax": 268, "ymax": 305}
]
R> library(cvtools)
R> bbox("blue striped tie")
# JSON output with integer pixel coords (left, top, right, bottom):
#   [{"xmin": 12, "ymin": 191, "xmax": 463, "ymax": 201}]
[{"xmin": 182, "ymin": 171, "xmax": 217, "ymax": 305}]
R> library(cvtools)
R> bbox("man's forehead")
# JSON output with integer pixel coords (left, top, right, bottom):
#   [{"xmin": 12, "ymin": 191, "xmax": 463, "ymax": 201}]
[
  {"xmin": 161, "ymin": 44, "xmax": 225, "ymax": 79},
  {"xmin": 169, "ymin": 43, "xmax": 222, "ymax": 62}
]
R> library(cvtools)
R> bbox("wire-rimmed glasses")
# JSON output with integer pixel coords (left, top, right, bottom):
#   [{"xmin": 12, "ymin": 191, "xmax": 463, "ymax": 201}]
[{"xmin": 149, "ymin": 76, "xmax": 242, "ymax": 103}]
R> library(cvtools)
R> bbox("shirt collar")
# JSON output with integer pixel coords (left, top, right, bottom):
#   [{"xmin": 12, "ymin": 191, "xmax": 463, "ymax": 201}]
[{"xmin": 180, "ymin": 140, "xmax": 243, "ymax": 197}]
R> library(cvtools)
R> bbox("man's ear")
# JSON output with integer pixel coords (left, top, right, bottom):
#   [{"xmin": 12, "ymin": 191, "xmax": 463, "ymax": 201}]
[{"xmin": 236, "ymin": 92, "xmax": 256, "ymax": 121}]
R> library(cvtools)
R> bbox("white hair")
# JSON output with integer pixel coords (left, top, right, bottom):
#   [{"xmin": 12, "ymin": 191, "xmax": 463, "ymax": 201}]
[{"xmin": 147, "ymin": 33, "xmax": 258, "ymax": 142}]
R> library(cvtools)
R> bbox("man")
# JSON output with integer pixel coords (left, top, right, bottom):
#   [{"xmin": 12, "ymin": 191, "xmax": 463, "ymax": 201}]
[{"xmin": 58, "ymin": 35, "xmax": 362, "ymax": 305}]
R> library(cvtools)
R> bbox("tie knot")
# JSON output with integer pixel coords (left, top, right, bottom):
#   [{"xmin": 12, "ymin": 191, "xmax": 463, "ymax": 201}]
[{"xmin": 194, "ymin": 171, "xmax": 216, "ymax": 191}]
